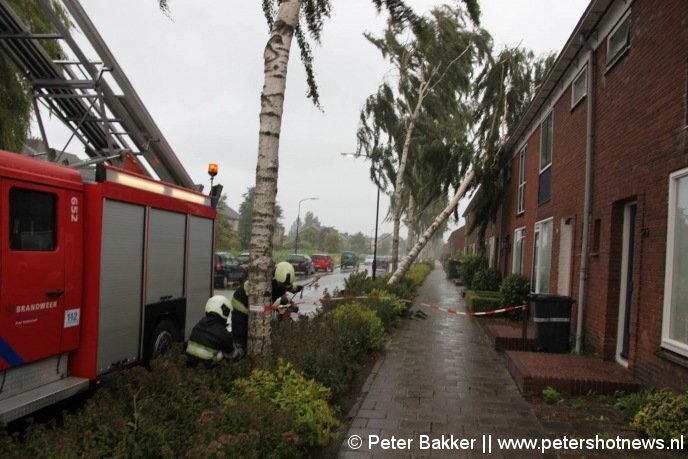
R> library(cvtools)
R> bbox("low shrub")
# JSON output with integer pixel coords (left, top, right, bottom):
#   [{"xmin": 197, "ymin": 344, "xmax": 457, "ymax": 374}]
[
  {"xmin": 331, "ymin": 302, "xmax": 387, "ymax": 351},
  {"xmin": 542, "ymin": 386, "xmax": 564, "ymax": 404},
  {"xmin": 339, "ymin": 261, "xmax": 432, "ymax": 302},
  {"xmin": 233, "ymin": 360, "xmax": 340, "ymax": 448},
  {"xmin": 632, "ymin": 389, "xmax": 688, "ymax": 439},
  {"xmin": 457, "ymin": 255, "xmax": 488, "ymax": 289},
  {"xmin": 499, "ymin": 273, "xmax": 531, "ymax": 307},
  {"xmin": 471, "ymin": 268, "xmax": 502, "ymax": 292},
  {"xmin": 367, "ymin": 288, "xmax": 407, "ymax": 330},
  {"xmin": 405, "ymin": 261, "xmax": 433, "ymax": 287},
  {"xmin": 0, "ymin": 346, "xmax": 253, "ymax": 458},
  {"xmin": 465, "ymin": 290, "xmax": 502, "ymax": 313},
  {"xmin": 444, "ymin": 258, "xmax": 460, "ymax": 279},
  {"xmin": 614, "ymin": 390, "xmax": 650, "ymax": 421},
  {"xmin": 273, "ymin": 313, "xmax": 364, "ymax": 399}
]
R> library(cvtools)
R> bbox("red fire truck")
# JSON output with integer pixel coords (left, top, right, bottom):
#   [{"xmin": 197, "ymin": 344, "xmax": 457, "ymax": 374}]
[{"xmin": 0, "ymin": 150, "xmax": 216, "ymax": 423}]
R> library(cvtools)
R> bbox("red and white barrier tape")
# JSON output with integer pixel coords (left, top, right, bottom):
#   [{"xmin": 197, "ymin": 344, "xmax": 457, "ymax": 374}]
[
  {"xmin": 319, "ymin": 295, "xmax": 526, "ymax": 317},
  {"xmin": 415, "ymin": 302, "xmax": 525, "ymax": 317}
]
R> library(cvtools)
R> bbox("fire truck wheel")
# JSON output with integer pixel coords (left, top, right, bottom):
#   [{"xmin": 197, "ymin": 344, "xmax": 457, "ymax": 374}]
[{"xmin": 148, "ymin": 318, "xmax": 181, "ymax": 359}]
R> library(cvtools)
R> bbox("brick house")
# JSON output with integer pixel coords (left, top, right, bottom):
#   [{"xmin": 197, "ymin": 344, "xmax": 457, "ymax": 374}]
[{"xmin": 468, "ymin": 0, "xmax": 688, "ymax": 389}]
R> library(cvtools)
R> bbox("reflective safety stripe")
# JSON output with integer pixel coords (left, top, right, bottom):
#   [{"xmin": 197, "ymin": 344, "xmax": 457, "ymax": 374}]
[
  {"xmin": 533, "ymin": 317, "xmax": 571, "ymax": 323},
  {"xmin": 231, "ymin": 297, "xmax": 249, "ymax": 315},
  {"xmin": 186, "ymin": 340, "xmax": 223, "ymax": 361}
]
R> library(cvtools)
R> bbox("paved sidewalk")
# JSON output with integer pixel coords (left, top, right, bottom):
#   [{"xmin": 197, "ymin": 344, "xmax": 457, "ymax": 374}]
[{"xmin": 338, "ymin": 263, "xmax": 550, "ymax": 458}]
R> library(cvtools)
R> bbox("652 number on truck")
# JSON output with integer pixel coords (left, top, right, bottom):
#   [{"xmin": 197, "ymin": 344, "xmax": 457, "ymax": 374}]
[{"xmin": 0, "ymin": 150, "xmax": 216, "ymax": 423}]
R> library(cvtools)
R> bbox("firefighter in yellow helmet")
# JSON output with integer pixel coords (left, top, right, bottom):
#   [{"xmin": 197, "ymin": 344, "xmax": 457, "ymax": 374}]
[
  {"xmin": 186, "ymin": 295, "xmax": 241, "ymax": 368},
  {"xmin": 231, "ymin": 261, "xmax": 304, "ymax": 344}
]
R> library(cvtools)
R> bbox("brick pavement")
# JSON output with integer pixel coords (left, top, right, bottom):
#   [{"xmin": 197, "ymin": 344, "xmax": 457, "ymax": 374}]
[{"xmin": 338, "ymin": 263, "xmax": 552, "ymax": 459}]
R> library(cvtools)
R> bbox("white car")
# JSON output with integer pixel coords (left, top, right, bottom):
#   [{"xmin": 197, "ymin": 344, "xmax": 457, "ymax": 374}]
[{"xmin": 364, "ymin": 254, "xmax": 375, "ymax": 265}]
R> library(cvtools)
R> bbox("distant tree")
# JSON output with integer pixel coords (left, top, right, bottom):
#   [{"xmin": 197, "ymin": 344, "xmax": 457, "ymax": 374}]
[
  {"xmin": 238, "ymin": 187, "xmax": 282, "ymax": 250},
  {"xmin": 322, "ymin": 230, "xmax": 341, "ymax": 253},
  {"xmin": 0, "ymin": 1, "xmax": 70, "ymax": 151},
  {"xmin": 214, "ymin": 194, "xmax": 235, "ymax": 251},
  {"xmin": 349, "ymin": 232, "xmax": 369, "ymax": 254}
]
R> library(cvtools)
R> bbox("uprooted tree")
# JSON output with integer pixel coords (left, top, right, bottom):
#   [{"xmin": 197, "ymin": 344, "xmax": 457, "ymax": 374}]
[{"xmin": 388, "ymin": 46, "xmax": 557, "ymax": 284}]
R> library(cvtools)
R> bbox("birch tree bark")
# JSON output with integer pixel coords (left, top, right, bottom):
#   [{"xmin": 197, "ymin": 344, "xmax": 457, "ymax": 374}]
[
  {"xmin": 247, "ymin": 0, "xmax": 301, "ymax": 358},
  {"xmin": 388, "ymin": 170, "xmax": 475, "ymax": 284}
]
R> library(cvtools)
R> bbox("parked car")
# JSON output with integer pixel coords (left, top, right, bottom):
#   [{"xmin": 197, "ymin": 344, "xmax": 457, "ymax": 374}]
[
  {"xmin": 214, "ymin": 252, "xmax": 247, "ymax": 288},
  {"xmin": 364, "ymin": 254, "xmax": 375, "ymax": 266},
  {"xmin": 286, "ymin": 253, "xmax": 315, "ymax": 275},
  {"xmin": 341, "ymin": 251, "xmax": 359, "ymax": 270},
  {"xmin": 311, "ymin": 253, "xmax": 334, "ymax": 272},
  {"xmin": 377, "ymin": 255, "xmax": 392, "ymax": 270},
  {"xmin": 237, "ymin": 252, "xmax": 250, "ymax": 269}
]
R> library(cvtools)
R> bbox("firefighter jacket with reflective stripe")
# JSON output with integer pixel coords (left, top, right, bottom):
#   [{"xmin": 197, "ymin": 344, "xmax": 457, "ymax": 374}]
[{"xmin": 186, "ymin": 313, "xmax": 233, "ymax": 363}]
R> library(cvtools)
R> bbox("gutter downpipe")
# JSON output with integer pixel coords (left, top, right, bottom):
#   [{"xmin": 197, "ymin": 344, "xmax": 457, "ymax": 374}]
[{"xmin": 576, "ymin": 40, "xmax": 595, "ymax": 354}]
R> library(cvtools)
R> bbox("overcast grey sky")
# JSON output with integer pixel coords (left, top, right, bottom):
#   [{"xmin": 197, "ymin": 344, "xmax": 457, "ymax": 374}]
[{"xmin": 47, "ymin": 0, "xmax": 590, "ymax": 239}]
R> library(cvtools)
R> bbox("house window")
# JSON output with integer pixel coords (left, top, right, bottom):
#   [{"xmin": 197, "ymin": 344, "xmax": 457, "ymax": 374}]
[
  {"xmin": 539, "ymin": 112, "xmax": 553, "ymax": 204},
  {"xmin": 571, "ymin": 66, "xmax": 587, "ymax": 108},
  {"xmin": 532, "ymin": 218, "xmax": 553, "ymax": 293},
  {"xmin": 662, "ymin": 168, "xmax": 688, "ymax": 356},
  {"xmin": 10, "ymin": 188, "xmax": 57, "ymax": 251},
  {"xmin": 512, "ymin": 227, "xmax": 526, "ymax": 274},
  {"xmin": 517, "ymin": 148, "xmax": 526, "ymax": 214},
  {"xmin": 606, "ymin": 12, "xmax": 630, "ymax": 68}
]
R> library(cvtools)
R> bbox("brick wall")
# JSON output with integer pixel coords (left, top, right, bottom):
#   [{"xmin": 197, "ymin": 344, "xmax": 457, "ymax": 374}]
[{"xmin": 492, "ymin": 0, "xmax": 688, "ymax": 389}]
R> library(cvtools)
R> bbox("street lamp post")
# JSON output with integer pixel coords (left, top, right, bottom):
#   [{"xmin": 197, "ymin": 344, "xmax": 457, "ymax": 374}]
[
  {"xmin": 371, "ymin": 181, "xmax": 380, "ymax": 280},
  {"xmin": 295, "ymin": 197, "xmax": 318, "ymax": 254},
  {"xmin": 341, "ymin": 153, "xmax": 382, "ymax": 280}
]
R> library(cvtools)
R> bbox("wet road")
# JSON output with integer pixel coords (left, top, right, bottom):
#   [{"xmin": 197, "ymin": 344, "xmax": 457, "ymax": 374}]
[{"xmin": 215, "ymin": 264, "xmax": 389, "ymax": 317}]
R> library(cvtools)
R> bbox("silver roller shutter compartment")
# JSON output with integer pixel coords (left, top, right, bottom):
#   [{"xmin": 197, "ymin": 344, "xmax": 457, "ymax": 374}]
[
  {"xmin": 185, "ymin": 216, "xmax": 213, "ymax": 337},
  {"xmin": 98, "ymin": 200, "xmax": 145, "ymax": 374}
]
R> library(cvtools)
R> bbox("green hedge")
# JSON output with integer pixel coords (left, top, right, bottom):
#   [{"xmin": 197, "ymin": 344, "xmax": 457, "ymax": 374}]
[
  {"xmin": 465, "ymin": 290, "xmax": 502, "ymax": 313},
  {"xmin": 632, "ymin": 389, "xmax": 688, "ymax": 439}
]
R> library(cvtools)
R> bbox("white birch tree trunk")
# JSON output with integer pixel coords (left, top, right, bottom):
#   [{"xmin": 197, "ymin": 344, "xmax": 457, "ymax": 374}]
[
  {"xmin": 390, "ymin": 77, "xmax": 428, "ymax": 271},
  {"xmin": 406, "ymin": 193, "xmax": 416, "ymax": 247},
  {"xmin": 248, "ymin": 0, "xmax": 301, "ymax": 358},
  {"xmin": 388, "ymin": 170, "xmax": 475, "ymax": 284}
]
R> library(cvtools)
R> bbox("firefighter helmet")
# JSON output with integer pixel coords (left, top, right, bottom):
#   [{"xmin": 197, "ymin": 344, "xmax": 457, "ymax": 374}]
[
  {"xmin": 205, "ymin": 295, "xmax": 231, "ymax": 319},
  {"xmin": 274, "ymin": 261, "xmax": 295, "ymax": 288}
]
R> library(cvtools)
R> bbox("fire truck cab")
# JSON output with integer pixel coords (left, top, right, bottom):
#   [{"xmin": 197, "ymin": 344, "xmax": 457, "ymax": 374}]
[{"xmin": 0, "ymin": 150, "xmax": 215, "ymax": 423}]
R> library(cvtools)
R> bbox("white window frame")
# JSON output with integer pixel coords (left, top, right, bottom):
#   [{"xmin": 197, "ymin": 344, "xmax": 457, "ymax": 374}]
[
  {"xmin": 512, "ymin": 227, "xmax": 526, "ymax": 274},
  {"xmin": 661, "ymin": 167, "xmax": 688, "ymax": 356},
  {"xmin": 540, "ymin": 112, "xmax": 553, "ymax": 172},
  {"xmin": 606, "ymin": 11, "xmax": 630, "ymax": 69},
  {"xmin": 532, "ymin": 218, "xmax": 553, "ymax": 293},
  {"xmin": 517, "ymin": 147, "xmax": 526, "ymax": 215},
  {"xmin": 571, "ymin": 66, "xmax": 587, "ymax": 109}
]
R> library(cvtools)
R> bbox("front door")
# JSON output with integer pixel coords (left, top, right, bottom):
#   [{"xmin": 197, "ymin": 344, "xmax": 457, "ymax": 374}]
[
  {"xmin": 616, "ymin": 202, "xmax": 637, "ymax": 366},
  {"xmin": 0, "ymin": 181, "xmax": 67, "ymax": 368}
]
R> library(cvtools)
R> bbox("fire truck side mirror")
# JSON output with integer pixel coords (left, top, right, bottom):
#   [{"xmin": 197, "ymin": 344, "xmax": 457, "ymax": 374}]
[{"xmin": 210, "ymin": 184, "xmax": 223, "ymax": 209}]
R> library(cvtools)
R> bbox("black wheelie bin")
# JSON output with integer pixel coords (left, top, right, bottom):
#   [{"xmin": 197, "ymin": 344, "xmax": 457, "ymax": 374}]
[{"xmin": 529, "ymin": 293, "xmax": 575, "ymax": 353}]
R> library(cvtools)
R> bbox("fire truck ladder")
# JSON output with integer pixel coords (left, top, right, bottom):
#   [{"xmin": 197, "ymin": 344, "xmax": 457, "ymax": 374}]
[{"xmin": 0, "ymin": 0, "xmax": 196, "ymax": 189}]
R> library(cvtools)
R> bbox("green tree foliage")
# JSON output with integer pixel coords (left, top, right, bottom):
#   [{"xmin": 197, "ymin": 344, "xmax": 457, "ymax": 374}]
[
  {"xmin": 238, "ymin": 187, "xmax": 283, "ymax": 250},
  {"xmin": 0, "ymin": 1, "xmax": 70, "ymax": 151},
  {"xmin": 214, "ymin": 194, "xmax": 236, "ymax": 251},
  {"xmin": 359, "ymin": 5, "xmax": 489, "ymax": 269},
  {"xmin": 469, "ymin": 47, "xmax": 557, "ymax": 241},
  {"xmin": 348, "ymin": 232, "xmax": 368, "ymax": 254},
  {"xmin": 318, "ymin": 226, "xmax": 340, "ymax": 253}
]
